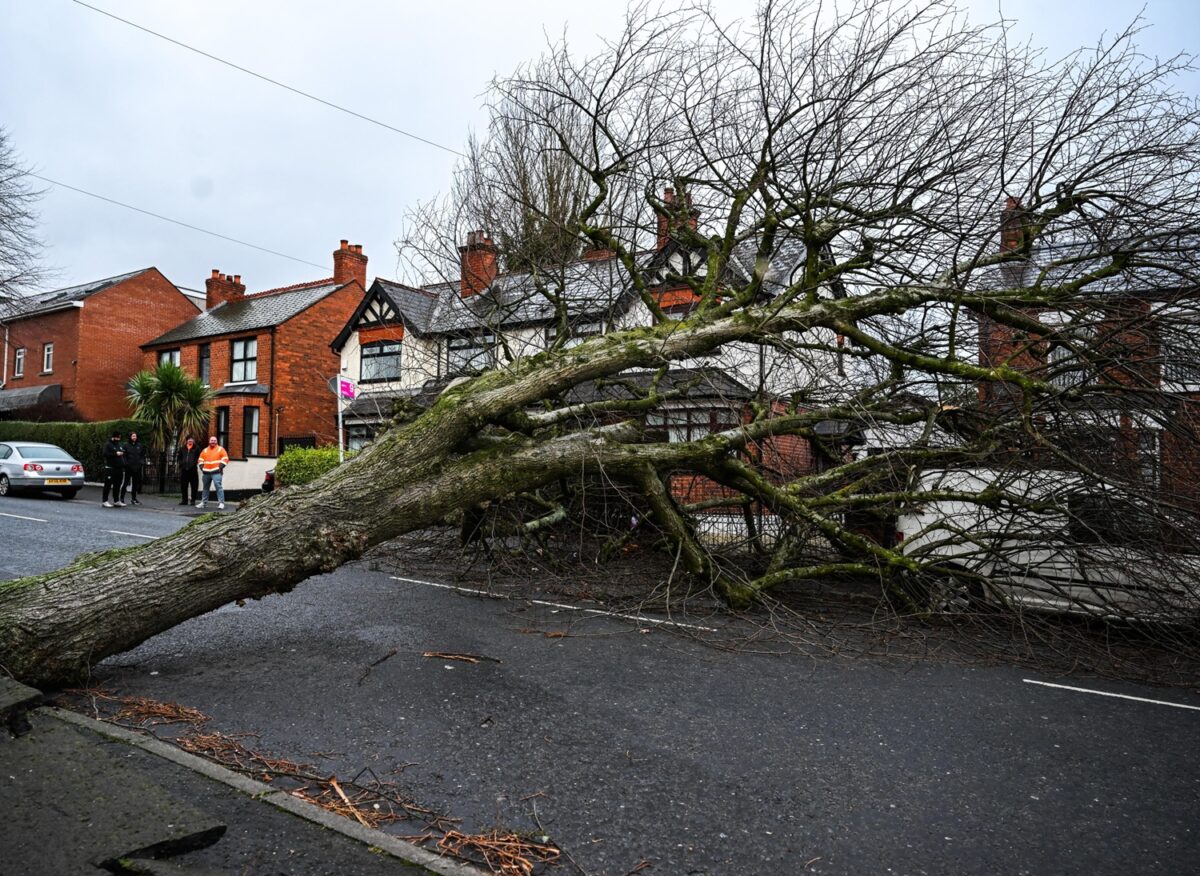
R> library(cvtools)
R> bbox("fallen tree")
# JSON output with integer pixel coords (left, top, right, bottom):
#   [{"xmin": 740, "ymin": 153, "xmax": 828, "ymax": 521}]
[{"xmin": 4, "ymin": 0, "xmax": 1200, "ymax": 686}]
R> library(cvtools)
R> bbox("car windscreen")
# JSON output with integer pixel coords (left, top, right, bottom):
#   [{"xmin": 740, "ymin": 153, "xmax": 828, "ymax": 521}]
[{"xmin": 15, "ymin": 445, "xmax": 72, "ymax": 460}]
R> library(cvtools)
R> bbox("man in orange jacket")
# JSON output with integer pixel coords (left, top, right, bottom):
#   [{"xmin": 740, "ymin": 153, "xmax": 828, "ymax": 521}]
[{"xmin": 197, "ymin": 435, "xmax": 230, "ymax": 510}]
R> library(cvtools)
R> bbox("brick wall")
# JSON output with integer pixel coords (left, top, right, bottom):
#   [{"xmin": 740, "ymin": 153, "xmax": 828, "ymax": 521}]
[
  {"xmin": 357, "ymin": 325, "xmax": 405, "ymax": 345},
  {"xmin": 6, "ymin": 269, "xmax": 197, "ymax": 422},
  {"xmin": 274, "ymin": 282, "xmax": 366, "ymax": 451},
  {"xmin": 3, "ymin": 307, "xmax": 80, "ymax": 416}
]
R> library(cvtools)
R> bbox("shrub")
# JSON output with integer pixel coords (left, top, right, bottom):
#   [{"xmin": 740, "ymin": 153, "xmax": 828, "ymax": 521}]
[
  {"xmin": 274, "ymin": 445, "xmax": 353, "ymax": 487},
  {"xmin": 0, "ymin": 419, "xmax": 142, "ymax": 481}
]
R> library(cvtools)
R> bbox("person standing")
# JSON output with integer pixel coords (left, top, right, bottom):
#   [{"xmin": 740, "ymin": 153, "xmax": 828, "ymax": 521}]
[
  {"xmin": 120, "ymin": 431, "xmax": 146, "ymax": 505},
  {"xmin": 176, "ymin": 436, "xmax": 200, "ymax": 506},
  {"xmin": 197, "ymin": 435, "xmax": 230, "ymax": 510},
  {"xmin": 101, "ymin": 431, "xmax": 125, "ymax": 508}
]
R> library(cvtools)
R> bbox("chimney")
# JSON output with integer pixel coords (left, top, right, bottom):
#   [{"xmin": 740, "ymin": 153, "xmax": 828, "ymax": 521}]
[
  {"xmin": 459, "ymin": 230, "xmax": 498, "ymax": 297},
  {"xmin": 205, "ymin": 269, "xmax": 246, "ymax": 309},
  {"xmin": 1000, "ymin": 196, "xmax": 1027, "ymax": 252},
  {"xmin": 656, "ymin": 187, "xmax": 676, "ymax": 250},
  {"xmin": 333, "ymin": 239, "xmax": 368, "ymax": 287}
]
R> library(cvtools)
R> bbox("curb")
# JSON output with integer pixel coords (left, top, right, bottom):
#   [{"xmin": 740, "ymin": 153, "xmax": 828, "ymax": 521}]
[{"xmin": 47, "ymin": 707, "xmax": 486, "ymax": 876}]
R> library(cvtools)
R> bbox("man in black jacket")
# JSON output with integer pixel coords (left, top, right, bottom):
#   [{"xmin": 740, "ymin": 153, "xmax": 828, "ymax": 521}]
[
  {"xmin": 101, "ymin": 431, "xmax": 125, "ymax": 508},
  {"xmin": 176, "ymin": 436, "xmax": 200, "ymax": 506},
  {"xmin": 120, "ymin": 431, "xmax": 147, "ymax": 505}
]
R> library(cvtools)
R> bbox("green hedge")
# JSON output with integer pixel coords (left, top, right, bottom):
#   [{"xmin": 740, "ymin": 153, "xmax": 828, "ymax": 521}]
[
  {"xmin": 274, "ymin": 445, "xmax": 354, "ymax": 487},
  {"xmin": 0, "ymin": 419, "xmax": 143, "ymax": 481}
]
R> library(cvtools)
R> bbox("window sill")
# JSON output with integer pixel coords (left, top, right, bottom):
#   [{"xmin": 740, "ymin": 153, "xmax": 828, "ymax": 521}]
[{"xmin": 39, "ymin": 371, "xmax": 53, "ymax": 376}]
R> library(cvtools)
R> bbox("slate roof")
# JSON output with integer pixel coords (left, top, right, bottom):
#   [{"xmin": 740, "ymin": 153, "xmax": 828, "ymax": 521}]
[
  {"xmin": 145, "ymin": 281, "xmax": 344, "ymax": 346},
  {"xmin": 363, "ymin": 238, "xmax": 813, "ymax": 341},
  {"xmin": 975, "ymin": 238, "xmax": 1200, "ymax": 300},
  {"xmin": 1, "ymin": 269, "xmax": 151, "ymax": 319}
]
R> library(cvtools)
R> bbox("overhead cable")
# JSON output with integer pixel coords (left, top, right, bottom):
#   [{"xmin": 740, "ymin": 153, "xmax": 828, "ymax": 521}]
[
  {"xmin": 70, "ymin": 0, "xmax": 466, "ymax": 158},
  {"xmin": 27, "ymin": 172, "xmax": 329, "ymax": 270}
]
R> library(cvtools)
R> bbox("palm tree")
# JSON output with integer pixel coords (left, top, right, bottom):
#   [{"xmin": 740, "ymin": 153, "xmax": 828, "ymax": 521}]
[{"xmin": 127, "ymin": 362, "xmax": 215, "ymax": 493}]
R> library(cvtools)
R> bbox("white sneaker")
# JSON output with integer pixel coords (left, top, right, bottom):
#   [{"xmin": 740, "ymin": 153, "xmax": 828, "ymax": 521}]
[
  {"xmin": 218, "ymin": 503, "xmax": 225, "ymax": 510},
  {"xmin": 196, "ymin": 501, "xmax": 206, "ymax": 508},
  {"xmin": 114, "ymin": 501, "xmax": 125, "ymax": 507},
  {"xmin": 102, "ymin": 501, "xmax": 114, "ymax": 508}
]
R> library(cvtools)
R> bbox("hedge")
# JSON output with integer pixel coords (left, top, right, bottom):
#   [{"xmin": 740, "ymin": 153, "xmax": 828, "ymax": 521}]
[
  {"xmin": 273, "ymin": 445, "xmax": 355, "ymax": 487},
  {"xmin": 0, "ymin": 419, "xmax": 143, "ymax": 481}
]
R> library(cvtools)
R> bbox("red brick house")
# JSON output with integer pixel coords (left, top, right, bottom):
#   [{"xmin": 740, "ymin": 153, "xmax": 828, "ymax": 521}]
[
  {"xmin": 0, "ymin": 268, "xmax": 199, "ymax": 421},
  {"xmin": 142, "ymin": 241, "xmax": 368, "ymax": 490}
]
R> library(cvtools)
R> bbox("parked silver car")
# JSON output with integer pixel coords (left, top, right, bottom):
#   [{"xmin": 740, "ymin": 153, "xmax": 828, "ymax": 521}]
[{"xmin": 0, "ymin": 442, "xmax": 85, "ymax": 499}]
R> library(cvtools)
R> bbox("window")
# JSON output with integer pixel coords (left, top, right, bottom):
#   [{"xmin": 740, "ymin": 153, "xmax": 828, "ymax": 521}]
[
  {"xmin": 158, "ymin": 348, "xmax": 181, "ymax": 367},
  {"xmin": 644, "ymin": 407, "xmax": 740, "ymax": 443},
  {"xmin": 198, "ymin": 344, "xmax": 211, "ymax": 385},
  {"xmin": 446, "ymin": 334, "xmax": 495, "ymax": 374},
  {"xmin": 215, "ymin": 407, "xmax": 230, "ymax": 450},
  {"xmin": 346, "ymin": 424, "xmax": 375, "ymax": 451},
  {"xmin": 42, "ymin": 343, "xmax": 53, "ymax": 373},
  {"xmin": 360, "ymin": 341, "xmax": 402, "ymax": 383},
  {"xmin": 231, "ymin": 338, "xmax": 257, "ymax": 382},
  {"xmin": 242, "ymin": 407, "xmax": 260, "ymax": 456},
  {"xmin": 547, "ymin": 320, "xmax": 605, "ymax": 349},
  {"xmin": 13, "ymin": 348, "xmax": 24, "ymax": 378}
]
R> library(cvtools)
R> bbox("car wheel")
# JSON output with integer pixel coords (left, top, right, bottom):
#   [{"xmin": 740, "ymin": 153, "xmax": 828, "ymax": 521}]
[
  {"xmin": 59, "ymin": 488, "xmax": 79, "ymax": 500},
  {"xmin": 0, "ymin": 474, "xmax": 9, "ymax": 496},
  {"xmin": 927, "ymin": 573, "xmax": 983, "ymax": 612}
]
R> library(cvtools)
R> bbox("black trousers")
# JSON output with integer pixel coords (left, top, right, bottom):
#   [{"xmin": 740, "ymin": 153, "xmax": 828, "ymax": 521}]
[
  {"xmin": 102, "ymin": 466, "xmax": 124, "ymax": 503},
  {"xmin": 121, "ymin": 466, "xmax": 143, "ymax": 502},
  {"xmin": 180, "ymin": 469, "xmax": 199, "ymax": 504}
]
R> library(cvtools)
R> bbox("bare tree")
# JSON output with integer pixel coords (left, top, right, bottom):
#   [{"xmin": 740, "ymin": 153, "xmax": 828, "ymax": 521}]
[
  {"xmin": 4, "ymin": 0, "xmax": 1200, "ymax": 686},
  {"xmin": 0, "ymin": 127, "xmax": 45, "ymax": 305}
]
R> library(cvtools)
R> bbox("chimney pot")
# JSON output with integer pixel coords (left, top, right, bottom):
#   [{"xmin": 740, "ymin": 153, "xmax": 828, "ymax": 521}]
[
  {"xmin": 206, "ymin": 267, "xmax": 246, "ymax": 309},
  {"xmin": 332, "ymin": 239, "xmax": 369, "ymax": 287}
]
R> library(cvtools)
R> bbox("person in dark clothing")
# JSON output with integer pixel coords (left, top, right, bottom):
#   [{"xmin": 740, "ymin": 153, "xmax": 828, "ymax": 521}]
[
  {"xmin": 119, "ymin": 431, "xmax": 146, "ymax": 505},
  {"xmin": 101, "ymin": 431, "xmax": 125, "ymax": 508},
  {"xmin": 176, "ymin": 436, "xmax": 200, "ymax": 506}
]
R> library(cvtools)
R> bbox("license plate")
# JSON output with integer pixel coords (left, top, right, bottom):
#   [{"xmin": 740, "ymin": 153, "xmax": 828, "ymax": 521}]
[{"xmin": 46, "ymin": 478, "xmax": 71, "ymax": 485}]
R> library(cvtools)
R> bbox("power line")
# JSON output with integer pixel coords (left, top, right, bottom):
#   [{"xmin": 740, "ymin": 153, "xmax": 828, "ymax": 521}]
[
  {"xmin": 70, "ymin": 0, "xmax": 466, "ymax": 158},
  {"xmin": 27, "ymin": 172, "xmax": 328, "ymax": 270}
]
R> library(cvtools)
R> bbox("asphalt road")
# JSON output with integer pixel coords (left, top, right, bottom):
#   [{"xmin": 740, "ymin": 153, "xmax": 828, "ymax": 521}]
[
  {"xmin": 5, "ymin": 488, "xmax": 1199, "ymax": 874},
  {"xmin": 0, "ymin": 485, "xmax": 197, "ymax": 579}
]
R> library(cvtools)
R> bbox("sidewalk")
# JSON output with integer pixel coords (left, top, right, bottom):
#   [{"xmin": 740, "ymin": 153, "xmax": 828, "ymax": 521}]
[
  {"xmin": 0, "ymin": 676, "xmax": 482, "ymax": 875},
  {"xmin": 80, "ymin": 483, "xmax": 236, "ymax": 515}
]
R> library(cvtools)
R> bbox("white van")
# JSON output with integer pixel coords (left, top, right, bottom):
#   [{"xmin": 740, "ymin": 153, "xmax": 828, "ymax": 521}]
[{"xmin": 894, "ymin": 467, "xmax": 1200, "ymax": 621}]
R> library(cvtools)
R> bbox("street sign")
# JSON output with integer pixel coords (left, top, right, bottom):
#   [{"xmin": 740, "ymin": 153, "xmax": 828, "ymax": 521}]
[{"xmin": 338, "ymin": 377, "xmax": 357, "ymax": 400}]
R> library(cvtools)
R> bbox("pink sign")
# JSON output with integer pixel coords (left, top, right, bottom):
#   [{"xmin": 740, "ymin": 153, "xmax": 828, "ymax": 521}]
[{"xmin": 338, "ymin": 377, "xmax": 357, "ymax": 400}]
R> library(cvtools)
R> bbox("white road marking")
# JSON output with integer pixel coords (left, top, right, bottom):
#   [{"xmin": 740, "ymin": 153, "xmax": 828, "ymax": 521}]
[
  {"xmin": 105, "ymin": 530, "xmax": 158, "ymax": 540},
  {"xmin": 1023, "ymin": 679, "xmax": 1200, "ymax": 712},
  {"xmin": 390, "ymin": 575, "xmax": 719, "ymax": 632},
  {"xmin": 0, "ymin": 511, "xmax": 48, "ymax": 523}
]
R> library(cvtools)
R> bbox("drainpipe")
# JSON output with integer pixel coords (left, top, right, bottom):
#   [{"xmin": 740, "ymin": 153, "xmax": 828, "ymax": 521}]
[
  {"xmin": 269, "ymin": 325, "xmax": 277, "ymax": 456},
  {"xmin": 2, "ymin": 322, "xmax": 8, "ymax": 387}
]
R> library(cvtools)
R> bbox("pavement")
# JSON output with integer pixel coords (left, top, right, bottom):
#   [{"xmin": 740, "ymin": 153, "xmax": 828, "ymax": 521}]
[{"xmin": 0, "ymin": 676, "xmax": 484, "ymax": 875}]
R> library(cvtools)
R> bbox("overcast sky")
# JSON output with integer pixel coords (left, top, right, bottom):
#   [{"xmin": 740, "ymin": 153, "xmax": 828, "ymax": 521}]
[{"xmin": 2, "ymin": 0, "xmax": 1197, "ymax": 295}]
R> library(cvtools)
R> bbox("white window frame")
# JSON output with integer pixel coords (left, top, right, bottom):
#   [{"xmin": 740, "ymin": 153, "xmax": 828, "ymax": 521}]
[
  {"xmin": 360, "ymin": 340, "xmax": 402, "ymax": 383},
  {"xmin": 41, "ymin": 343, "xmax": 53, "ymax": 373},
  {"xmin": 230, "ymin": 337, "xmax": 258, "ymax": 383},
  {"xmin": 446, "ymin": 333, "xmax": 495, "ymax": 374},
  {"xmin": 158, "ymin": 348, "xmax": 181, "ymax": 367},
  {"xmin": 242, "ymin": 406, "xmax": 260, "ymax": 456},
  {"xmin": 13, "ymin": 347, "xmax": 25, "ymax": 378}
]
